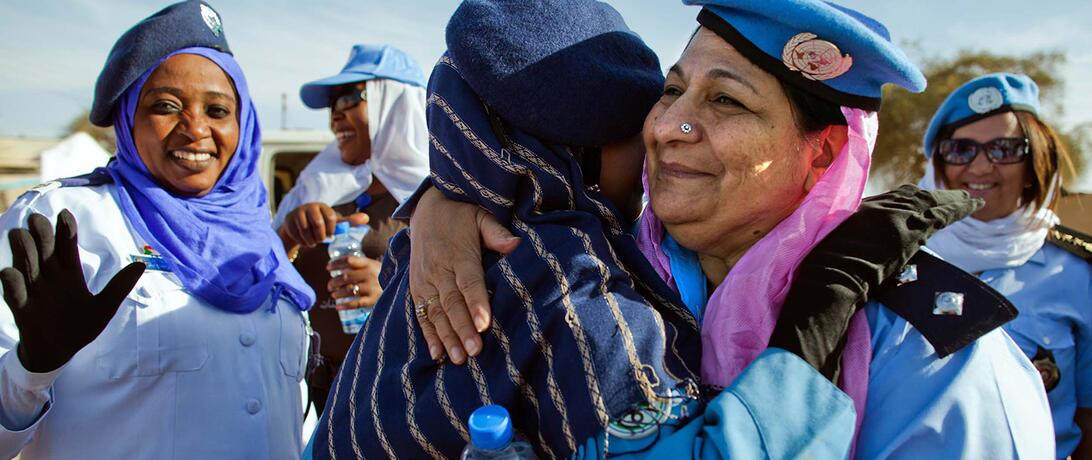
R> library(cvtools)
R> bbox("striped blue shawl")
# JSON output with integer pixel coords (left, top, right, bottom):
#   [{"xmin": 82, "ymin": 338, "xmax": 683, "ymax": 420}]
[{"xmin": 313, "ymin": 56, "xmax": 701, "ymax": 460}]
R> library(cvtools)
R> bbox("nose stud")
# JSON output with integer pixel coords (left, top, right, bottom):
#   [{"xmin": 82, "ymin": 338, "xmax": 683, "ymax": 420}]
[{"xmin": 680, "ymin": 122, "xmax": 693, "ymax": 134}]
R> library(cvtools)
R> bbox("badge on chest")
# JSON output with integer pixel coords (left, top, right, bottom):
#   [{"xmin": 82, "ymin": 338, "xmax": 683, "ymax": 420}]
[{"xmin": 130, "ymin": 245, "xmax": 170, "ymax": 272}]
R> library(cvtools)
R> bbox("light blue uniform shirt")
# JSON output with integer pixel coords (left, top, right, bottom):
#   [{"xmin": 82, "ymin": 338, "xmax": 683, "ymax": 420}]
[
  {"xmin": 0, "ymin": 183, "xmax": 309, "ymax": 459},
  {"xmin": 601, "ymin": 241, "xmax": 1057, "ymax": 459},
  {"xmin": 980, "ymin": 243, "xmax": 1092, "ymax": 458}
]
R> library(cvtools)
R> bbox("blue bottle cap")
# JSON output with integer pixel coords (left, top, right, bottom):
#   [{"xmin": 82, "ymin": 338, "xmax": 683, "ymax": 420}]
[
  {"xmin": 354, "ymin": 192, "xmax": 373, "ymax": 211},
  {"xmin": 333, "ymin": 221, "xmax": 351, "ymax": 236},
  {"xmin": 468, "ymin": 405, "xmax": 513, "ymax": 451}
]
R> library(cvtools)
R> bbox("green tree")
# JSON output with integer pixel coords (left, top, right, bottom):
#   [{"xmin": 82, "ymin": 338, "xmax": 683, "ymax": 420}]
[
  {"xmin": 64, "ymin": 109, "xmax": 116, "ymax": 153},
  {"xmin": 873, "ymin": 50, "xmax": 1086, "ymax": 188}
]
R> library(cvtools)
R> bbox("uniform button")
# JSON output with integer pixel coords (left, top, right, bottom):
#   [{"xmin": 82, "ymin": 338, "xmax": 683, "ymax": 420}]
[
  {"xmin": 246, "ymin": 399, "xmax": 261, "ymax": 414},
  {"xmin": 1043, "ymin": 337, "xmax": 1052, "ymax": 345},
  {"xmin": 239, "ymin": 333, "xmax": 256, "ymax": 347}
]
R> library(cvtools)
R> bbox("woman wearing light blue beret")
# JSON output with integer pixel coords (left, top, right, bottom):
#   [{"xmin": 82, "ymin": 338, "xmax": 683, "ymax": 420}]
[
  {"xmin": 920, "ymin": 73, "xmax": 1092, "ymax": 460},
  {"xmin": 323, "ymin": 1, "xmax": 1055, "ymax": 459},
  {"xmin": 274, "ymin": 43, "xmax": 430, "ymax": 416}
]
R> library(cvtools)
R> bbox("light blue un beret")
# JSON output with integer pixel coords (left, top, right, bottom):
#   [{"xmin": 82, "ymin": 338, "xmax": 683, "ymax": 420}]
[
  {"xmin": 684, "ymin": 0, "xmax": 926, "ymax": 111},
  {"xmin": 922, "ymin": 72, "xmax": 1041, "ymax": 158},
  {"xmin": 300, "ymin": 44, "xmax": 426, "ymax": 109}
]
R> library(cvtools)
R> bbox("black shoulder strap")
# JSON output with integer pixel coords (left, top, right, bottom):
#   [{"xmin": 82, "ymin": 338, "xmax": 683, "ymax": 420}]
[
  {"xmin": 1048, "ymin": 224, "xmax": 1092, "ymax": 263},
  {"xmin": 874, "ymin": 251, "xmax": 1017, "ymax": 358}
]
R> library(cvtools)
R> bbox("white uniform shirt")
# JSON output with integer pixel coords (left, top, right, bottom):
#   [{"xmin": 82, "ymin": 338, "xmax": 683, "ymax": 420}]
[{"xmin": 0, "ymin": 181, "xmax": 309, "ymax": 459}]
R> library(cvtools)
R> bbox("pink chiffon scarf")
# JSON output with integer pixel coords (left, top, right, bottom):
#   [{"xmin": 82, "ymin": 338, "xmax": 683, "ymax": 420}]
[{"xmin": 637, "ymin": 106, "xmax": 878, "ymax": 443}]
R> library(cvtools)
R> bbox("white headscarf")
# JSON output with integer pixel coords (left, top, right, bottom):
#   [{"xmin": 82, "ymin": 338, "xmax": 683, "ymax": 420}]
[
  {"xmin": 273, "ymin": 78, "xmax": 429, "ymax": 228},
  {"xmin": 920, "ymin": 157, "xmax": 1060, "ymax": 273}
]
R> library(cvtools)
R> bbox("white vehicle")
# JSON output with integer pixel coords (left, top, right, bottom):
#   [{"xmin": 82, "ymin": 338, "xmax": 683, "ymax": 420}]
[{"xmin": 258, "ymin": 129, "xmax": 333, "ymax": 216}]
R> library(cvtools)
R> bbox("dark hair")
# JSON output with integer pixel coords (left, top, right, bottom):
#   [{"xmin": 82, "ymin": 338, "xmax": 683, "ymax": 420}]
[
  {"xmin": 933, "ymin": 110, "xmax": 1074, "ymax": 212},
  {"xmin": 780, "ymin": 80, "xmax": 847, "ymax": 132}
]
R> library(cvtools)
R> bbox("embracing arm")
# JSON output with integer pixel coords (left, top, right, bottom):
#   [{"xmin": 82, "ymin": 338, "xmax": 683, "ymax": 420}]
[
  {"xmin": 408, "ymin": 185, "xmax": 518, "ymax": 363},
  {"xmin": 409, "ymin": 184, "xmax": 979, "ymax": 370}
]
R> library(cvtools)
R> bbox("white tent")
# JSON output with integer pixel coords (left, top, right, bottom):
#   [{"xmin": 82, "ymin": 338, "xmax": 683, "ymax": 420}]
[{"xmin": 39, "ymin": 132, "xmax": 110, "ymax": 182}]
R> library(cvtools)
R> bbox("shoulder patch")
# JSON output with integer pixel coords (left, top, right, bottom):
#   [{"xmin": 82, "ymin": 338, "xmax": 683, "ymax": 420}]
[
  {"xmin": 27, "ymin": 180, "xmax": 62, "ymax": 195},
  {"xmin": 874, "ymin": 251, "xmax": 1017, "ymax": 358},
  {"xmin": 55, "ymin": 168, "xmax": 114, "ymax": 188},
  {"xmin": 1048, "ymin": 224, "xmax": 1092, "ymax": 263}
]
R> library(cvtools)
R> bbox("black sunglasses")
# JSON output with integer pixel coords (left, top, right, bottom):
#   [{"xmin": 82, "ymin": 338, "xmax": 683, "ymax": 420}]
[
  {"xmin": 936, "ymin": 137, "xmax": 1029, "ymax": 165},
  {"xmin": 329, "ymin": 86, "xmax": 367, "ymax": 112}
]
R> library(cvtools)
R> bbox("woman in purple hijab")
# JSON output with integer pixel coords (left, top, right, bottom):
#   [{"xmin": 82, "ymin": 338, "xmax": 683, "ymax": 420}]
[{"xmin": 0, "ymin": 2, "xmax": 312, "ymax": 458}]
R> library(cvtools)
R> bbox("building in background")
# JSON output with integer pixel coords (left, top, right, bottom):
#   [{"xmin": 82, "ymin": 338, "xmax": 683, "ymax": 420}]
[{"xmin": 0, "ymin": 136, "xmax": 58, "ymax": 211}]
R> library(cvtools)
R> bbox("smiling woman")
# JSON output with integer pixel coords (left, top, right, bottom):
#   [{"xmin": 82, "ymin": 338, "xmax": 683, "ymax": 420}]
[
  {"xmin": 922, "ymin": 73, "xmax": 1092, "ymax": 460},
  {"xmin": 645, "ymin": 27, "xmax": 845, "ymax": 269},
  {"xmin": 0, "ymin": 2, "xmax": 314, "ymax": 459},
  {"xmin": 132, "ymin": 54, "xmax": 239, "ymax": 196},
  {"xmin": 271, "ymin": 43, "xmax": 429, "ymax": 416}
]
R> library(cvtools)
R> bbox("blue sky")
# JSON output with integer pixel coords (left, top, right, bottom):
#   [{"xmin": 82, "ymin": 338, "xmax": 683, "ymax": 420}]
[{"xmin": 2, "ymin": 0, "xmax": 1090, "ymax": 141}]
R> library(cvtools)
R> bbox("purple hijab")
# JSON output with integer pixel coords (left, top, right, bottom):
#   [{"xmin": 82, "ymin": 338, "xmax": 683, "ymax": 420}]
[{"xmin": 107, "ymin": 47, "xmax": 314, "ymax": 313}]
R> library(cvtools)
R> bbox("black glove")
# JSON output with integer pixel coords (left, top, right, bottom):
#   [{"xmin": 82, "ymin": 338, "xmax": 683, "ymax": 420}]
[
  {"xmin": 768, "ymin": 185, "xmax": 983, "ymax": 381},
  {"xmin": 1, "ymin": 210, "xmax": 145, "ymax": 373}
]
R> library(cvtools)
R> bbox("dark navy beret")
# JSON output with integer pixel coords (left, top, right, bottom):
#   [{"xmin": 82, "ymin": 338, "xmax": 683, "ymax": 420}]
[
  {"xmin": 685, "ymin": 0, "xmax": 926, "ymax": 111},
  {"xmin": 90, "ymin": 0, "xmax": 232, "ymax": 127},
  {"xmin": 445, "ymin": 0, "xmax": 664, "ymax": 146},
  {"xmin": 300, "ymin": 44, "xmax": 426, "ymax": 109},
  {"xmin": 922, "ymin": 73, "xmax": 1041, "ymax": 158}
]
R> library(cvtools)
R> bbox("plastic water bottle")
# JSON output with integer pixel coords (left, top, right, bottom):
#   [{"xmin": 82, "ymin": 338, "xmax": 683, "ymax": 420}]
[
  {"xmin": 328, "ymin": 221, "xmax": 372, "ymax": 334},
  {"xmin": 462, "ymin": 405, "xmax": 536, "ymax": 460}
]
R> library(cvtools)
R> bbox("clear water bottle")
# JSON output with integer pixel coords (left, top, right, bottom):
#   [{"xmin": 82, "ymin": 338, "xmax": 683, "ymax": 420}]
[
  {"xmin": 462, "ymin": 405, "xmax": 536, "ymax": 460},
  {"xmin": 328, "ymin": 221, "xmax": 372, "ymax": 334}
]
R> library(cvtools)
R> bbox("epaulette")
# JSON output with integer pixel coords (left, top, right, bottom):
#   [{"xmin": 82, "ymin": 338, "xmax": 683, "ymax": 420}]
[
  {"xmin": 1047, "ymin": 224, "xmax": 1092, "ymax": 263},
  {"xmin": 23, "ymin": 168, "xmax": 113, "ymax": 197},
  {"xmin": 874, "ymin": 251, "xmax": 1017, "ymax": 358},
  {"xmin": 56, "ymin": 168, "xmax": 114, "ymax": 188}
]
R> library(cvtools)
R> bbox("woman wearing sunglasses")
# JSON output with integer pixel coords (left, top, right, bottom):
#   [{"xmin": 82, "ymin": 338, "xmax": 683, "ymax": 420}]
[
  {"xmin": 922, "ymin": 72, "xmax": 1092, "ymax": 460},
  {"xmin": 273, "ymin": 44, "xmax": 429, "ymax": 414}
]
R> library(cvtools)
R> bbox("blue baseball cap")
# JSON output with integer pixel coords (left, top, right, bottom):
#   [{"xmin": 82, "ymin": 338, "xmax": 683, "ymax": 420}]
[
  {"xmin": 922, "ymin": 73, "xmax": 1041, "ymax": 158},
  {"xmin": 685, "ymin": 0, "xmax": 926, "ymax": 111},
  {"xmin": 91, "ymin": 0, "xmax": 232, "ymax": 127},
  {"xmin": 299, "ymin": 44, "xmax": 426, "ymax": 109}
]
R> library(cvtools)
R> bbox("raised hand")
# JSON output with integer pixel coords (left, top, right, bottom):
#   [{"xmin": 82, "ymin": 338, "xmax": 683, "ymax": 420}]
[{"xmin": 0, "ymin": 210, "xmax": 146, "ymax": 373}]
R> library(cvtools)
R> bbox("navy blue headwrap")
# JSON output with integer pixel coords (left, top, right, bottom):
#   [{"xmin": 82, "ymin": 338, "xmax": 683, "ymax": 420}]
[
  {"xmin": 313, "ymin": 57, "xmax": 701, "ymax": 459},
  {"xmin": 106, "ymin": 47, "xmax": 314, "ymax": 313}
]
